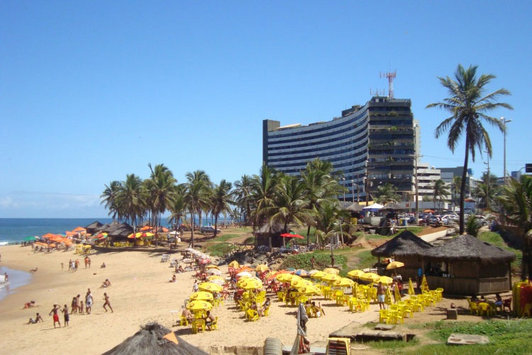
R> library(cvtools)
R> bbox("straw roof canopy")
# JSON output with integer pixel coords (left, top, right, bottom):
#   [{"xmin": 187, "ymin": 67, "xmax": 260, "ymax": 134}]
[
  {"xmin": 422, "ymin": 234, "xmax": 516, "ymax": 263},
  {"xmin": 103, "ymin": 322, "xmax": 207, "ymax": 355},
  {"xmin": 85, "ymin": 221, "xmax": 103, "ymax": 234},
  {"xmin": 254, "ymin": 222, "xmax": 285, "ymax": 234},
  {"xmin": 346, "ymin": 203, "xmax": 364, "ymax": 212},
  {"xmin": 371, "ymin": 230, "xmax": 433, "ymax": 257},
  {"xmin": 106, "ymin": 223, "xmax": 134, "ymax": 238}
]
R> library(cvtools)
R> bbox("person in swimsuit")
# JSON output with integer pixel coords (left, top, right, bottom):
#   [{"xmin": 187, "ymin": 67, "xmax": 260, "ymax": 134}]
[
  {"xmin": 103, "ymin": 293, "xmax": 113, "ymax": 313},
  {"xmin": 49, "ymin": 304, "xmax": 61, "ymax": 328},
  {"xmin": 85, "ymin": 289, "xmax": 93, "ymax": 314},
  {"xmin": 62, "ymin": 304, "xmax": 70, "ymax": 327},
  {"xmin": 377, "ymin": 282, "xmax": 386, "ymax": 310}
]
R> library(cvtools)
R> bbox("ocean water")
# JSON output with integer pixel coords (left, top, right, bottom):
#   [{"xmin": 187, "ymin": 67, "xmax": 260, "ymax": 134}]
[
  {"xmin": 0, "ymin": 266, "xmax": 32, "ymax": 301},
  {"xmin": 0, "ymin": 218, "xmax": 113, "ymax": 245}
]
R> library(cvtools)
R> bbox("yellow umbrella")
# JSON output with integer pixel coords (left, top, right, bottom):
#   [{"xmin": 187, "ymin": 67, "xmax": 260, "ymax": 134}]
[
  {"xmin": 238, "ymin": 278, "xmax": 263, "ymax": 290},
  {"xmin": 347, "ymin": 269, "xmax": 365, "ymax": 279},
  {"xmin": 297, "ymin": 285, "xmax": 321, "ymax": 295},
  {"xmin": 360, "ymin": 273, "xmax": 380, "ymax": 283},
  {"xmin": 237, "ymin": 277, "xmax": 261, "ymax": 288},
  {"xmin": 386, "ymin": 261, "xmax": 405, "ymax": 270},
  {"xmin": 323, "ymin": 268, "xmax": 339, "ymax": 275},
  {"xmin": 206, "ymin": 264, "xmax": 219, "ymax": 269},
  {"xmin": 378, "ymin": 276, "xmax": 394, "ymax": 285},
  {"xmin": 322, "ymin": 273, "xmax": 341, "ymax": 283},
  {"xmin": 275, "ymin": 273, "xmax": 294, "ymax": 283},
  {"xmin": 228, "ymin": 260, "xmax": 240, "ymax": 268},
  {"xmin": 334, "ymin": 277, "xmax": 354, "ymax": 288},
  {"xmin": 208, "ymin": 275, "xmax": 224, "ymax": 281},
  {"xmin": 198, "ymin": 282, "xmax": 223, "ymax": 293},
  {"xmin": 255, "ymin": 264, "xmax": 269, "ymax": 272},
  {"xmin": 190, "ymin": 291, "xmax": 214, "ymax": 301},
  {"xmin": 186, "ymin": 300, "xmax": 213, "ymax": 311},
  {"xmin": 311, "ymin": 271, "xmax": 326, "ymax": 280},
  {"xmin": 290, "ymin": 277, "xmax": 310, "ymax": 288}
]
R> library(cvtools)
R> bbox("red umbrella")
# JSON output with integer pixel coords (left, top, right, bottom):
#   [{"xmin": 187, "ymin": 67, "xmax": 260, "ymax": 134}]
[{"xmin": 280, "ymin": 233, "xmax": 304, "ymax": 239}]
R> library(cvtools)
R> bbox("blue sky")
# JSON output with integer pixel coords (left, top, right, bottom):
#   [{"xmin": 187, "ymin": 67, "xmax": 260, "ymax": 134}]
[{"xmin": 1, "ymin": 1, "xmax": 530, "ymax": 218}]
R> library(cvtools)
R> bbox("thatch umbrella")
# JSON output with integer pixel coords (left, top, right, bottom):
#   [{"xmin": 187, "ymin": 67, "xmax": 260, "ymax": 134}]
[
  {"xmin": 346, "ymin": 203, "xmax": 364, "ymax": 212},
  {"xmin": 422, "ymin": 234, "xmax": 516, "ymax": 263},
  {"xmin": 107, "ymin": 223, "xmax": 134, "ymax": 239},
  {"xmin": 103, "ymin": 322, "xmax": 207, "ymax": 355},
  {"xmin": 85, "ymin": 221, "xmax": 103, "ymax": 234},
  {"xmin": 371, "ymin": 230, "xmax": 433, "ymax": 257}
]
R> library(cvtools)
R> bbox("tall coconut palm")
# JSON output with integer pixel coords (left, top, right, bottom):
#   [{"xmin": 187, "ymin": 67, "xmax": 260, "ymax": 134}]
[
  {"xmin": 101, "ymin": 180, "xmax": 123, "ymax": 221},
  {"xmin": 210, "ymin": 179, "xmax": 233, "ymax": 237},
  {"xmin": 427, "ymin": 64, "xmax": 512, "ymax": 233},
  {"xmin": 117, "ymin": 174, "xmax": 146, "ymax": 228},
  {"xmin": 234, "ymin": 175, "xmax": 254, "ymax": 225},
  {"xmin": 498, "ymin": 175, "xmax": 532, "ymax": 279},
  {"xmin": 451, "ymin": 176, "xmax": 462, "ymax": 212},
  {"xmin": 145, "ymin": 163, "xmax": 177, "ymax": 231},
  {"xmin": 375, "ymin": 183, "xmax": 400, "ymax": 205},
  {"xmin": 270, "ymin": 174, "xmax": 314, "ymax": 247},
  {"xmin": 249, "ymin": 165, "xmax": 279, "ymax": 248},
  {"xmin": 168, "ymin": 184, "xmax": 187, "ymax": 229},
  {"xmin": 433, "ymin": 179, "xmax": 450, "ymax": 210},
  {"xmin": 314, "ymin": 201, "xmax": 351, "ymax": 248},
  {"xmin": 184, "ymin": 170, "xmax": 211, "ymax": 247},
  {"xmin": 301, "ymin": 158, "xmax": 341, "ymax": 246}
]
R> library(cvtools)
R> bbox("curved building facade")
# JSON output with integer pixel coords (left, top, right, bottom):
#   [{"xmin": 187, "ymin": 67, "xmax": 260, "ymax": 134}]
[{"xmin": 263, "ymin": 96, "xmax": 416, "ymax": 202}]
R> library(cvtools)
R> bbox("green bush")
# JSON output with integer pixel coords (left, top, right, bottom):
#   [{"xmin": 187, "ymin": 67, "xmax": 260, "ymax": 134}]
[
  {"xmin": 206, "ymin": 242, "xmax": 237, "ymax": 257},
  {"xmin": 280, "ymin": 252, "xmax": 346, "ymax": 270}
]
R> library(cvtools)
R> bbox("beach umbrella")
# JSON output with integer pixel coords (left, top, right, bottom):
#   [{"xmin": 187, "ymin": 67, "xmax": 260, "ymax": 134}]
[
  {"xmin": 236, "ymin": 271, "xmax": 252, "ymax": 278},
  {"xmin": 198, "ymin": 282, "xmax": 223, "ymax": 293},
  {"xmin": 23, "ymin": 236, "xmax": 39, "ymax": 242},
  {"xmin": 360, "ymin": 273, "xmax": 380, "ymax": 283},
  {"xmin": 186, "ymin": 300, "xmax": 212, "ymax": 311},
  {"xmin": 209, "ymin": 279, "xmax": 225, "ymax": 286},
  {"xmin": 322, "ymin": 273, "xmax": 341, "ymax": 283},
  {"xmin": 294, "ymin": 269, "xmax": 309, "ymax": 277},
  {"xmin": 311, "ymin": 271, "xmax": 327, "ymax": 280},
  {"xmin": 386, "ymin": 261, "xmax": 405, "ymax": 270},
  {"xmin": 290, "ymin": 277, "xmax": 307, "ymax": 288},
  {"xmin": 280, "ymin": 233, "xmax": 304, "ymax": 239},
  {"xmin": 334, "ymin": 277, "xmax": 355, "ymax": 288},
  {"xmin": 238, "ymin": 278, "xmax": 263, "ymax": 290},
  {"xmin": 275, "ymin": 273, "xmax": 294, "ymax": 283},
  {"xmin": 255, "ymin": 264, "xmax": 269, "ymax": 272},
  {"xmin": 308, "ymin": 269, "xmax": 320, "ymax": 275},
  {"xmin": 228, "ymin": 260, "xmax": 240, "ymax": 269},
  {"xmin": 206, "ymin": 264, "xmax": 219, "ymax": 269},
  {"xmin": 237, "ymin": 266, "xmax": 253, "ymax": 273},
  {"xmin": 207, "ymin": 275, "xmax": 224, "ymax": 281},
  {"xmin": 347, "ymin": 269, "xmax": 365, "ymax": 279},
  {"xmin": 378, "ymin": 276, "xmax": 394, "ymax": 285},
  {"xmin": 190, "ymin": 291, "xmax": 214, "ymax": 302},
  {"xmin": 323, "ymin": 268, "xmax": 340, "ymax": 275},
  {"xmin": 199, "ymin": 258, "xmax": 210, "ymax": 265},
  {"xmin": 296, "ymin": 285, "xmax": 321, "ymax": 295}
]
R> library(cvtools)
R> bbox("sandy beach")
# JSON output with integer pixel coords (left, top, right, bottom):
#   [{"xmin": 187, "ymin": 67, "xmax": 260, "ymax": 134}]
[{"xmin": 0, "ymin": 244, "xmax": 463, "ymax": 354}]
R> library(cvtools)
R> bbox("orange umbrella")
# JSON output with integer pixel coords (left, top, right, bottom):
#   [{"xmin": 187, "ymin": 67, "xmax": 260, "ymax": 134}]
[
  {"xmin": 72, "ymin": 227, "xmax": 86, "ymax": 233},
  {"xmin": 140, "ymin": 226, "xmax": 152, "ymax": 231}
]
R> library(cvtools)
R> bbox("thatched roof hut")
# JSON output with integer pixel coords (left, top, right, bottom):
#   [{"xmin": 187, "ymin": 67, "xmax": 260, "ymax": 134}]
[
  {"xmin": 423, "ymin": 234, "xmax": 516, "ymax": 263},
  {"xmin": 419, "ymin": 234, "xmax": 516, "ymax": 295},
  {"xmin": 371, "ymin": 230, "xmax": 434, "ymax": 280},
  {"xmin": 85, "ymin": 221, "xmax": 103, "ymax": 234},
  {"xmin": 346, "ymin": 203, "xmax": 364, "ymax": 212},
  {"xmin": 106, "ymin": 223, "xmax": 134, "ymax": 240},
  {"xmin": 254, "ymin": 223, "xmax": 286, "ymax": 248},
  {"xmin": 371, "ymin": 230, "xmax": 433, "ymax": 257},
  {"xmin": 103, "ymin": 322, "xmax": 207, "ymax": 355}
]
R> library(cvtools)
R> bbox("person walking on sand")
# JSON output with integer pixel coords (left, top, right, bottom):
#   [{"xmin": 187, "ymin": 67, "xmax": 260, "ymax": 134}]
[
  {"xmin": 85, "ymin": 289, "xmax": 93, "ymax": 314},
  {"xmin": 71, "ymin": 297, "xmax": 78, "ymax": 314},
  {"xmin": 103, "ymin": 293, "xmax": 113, "ymax": 313},
  {"xmin": 49, "ymin": 304, "xmax": 61, "ymax": 328},
  {"xmin": 377, "ymin": 282, "xmax": 386, "ymax": 310},
  {"xmin": 62, "ymin": 304, "xmax": 70, "ymax": 327}
]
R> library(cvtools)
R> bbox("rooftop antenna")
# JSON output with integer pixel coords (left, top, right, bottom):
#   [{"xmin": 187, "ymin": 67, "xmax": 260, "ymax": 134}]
[{"xmin": 380, "ymin": 71, "xmax": 397, "ymax": 99}]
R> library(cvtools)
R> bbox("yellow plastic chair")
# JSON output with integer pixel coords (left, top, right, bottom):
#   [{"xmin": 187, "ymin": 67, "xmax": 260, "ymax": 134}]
[
  {"xmin": 379, "ymin": 309, "xmax": 391, "ymax": 324},
  {"xmin": 467, "ymin": 299, "xmax": 479, "ymax": 315},
  {"xmin": 207, "ymin": 316, "xmax": 218, "ymax": 330},
  {"xmin": 387, "ymin": 309, "xmax": 404, "ymax": 324},
  {"xmin": 277, "ymin": 291, "xmax": 286, "ymax": 302},
  {"xmin": 246, "ymin": 308, "xmax": 259, "ymax": 321},
  {"xmin": 478, "ymin": 302, "xmax": 493, "ymax": 317},
  {"xmin": 179, "ymin": 315, "xmax": 190, "ymax": 326},
  {"xmin": 191, "ymin": 318, "xmax": 206, "ymax": 333}
]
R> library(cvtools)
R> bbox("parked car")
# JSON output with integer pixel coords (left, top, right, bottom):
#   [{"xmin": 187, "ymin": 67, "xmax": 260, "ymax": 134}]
[{"xmin": 200, "ymin": 226, "xmax": 221, "ymax": 234}]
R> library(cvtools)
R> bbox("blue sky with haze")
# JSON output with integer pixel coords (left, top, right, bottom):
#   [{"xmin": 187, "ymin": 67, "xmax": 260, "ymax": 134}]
[{"xmin": 1, "ymin": 1, "xmax": 530, "ymax": 218}]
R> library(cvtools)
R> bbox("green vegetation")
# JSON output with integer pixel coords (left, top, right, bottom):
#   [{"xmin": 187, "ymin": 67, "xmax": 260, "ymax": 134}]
[
  {"xmin": 354, "ymin": 250, "xmax": 378, "ymax": 270},
  {"xmin": 213, "ymin": 233, "xmax": 241, "ymax": 242},
  {"xmin": 205, "ymin": 242, "xmax": 237, "ymax": 257},
  {"xmin": 403, "ymin": 319, "xmax": 532, "ymax": 354},
  {"xmin": 479, "ymin": 231, "xmax": 522, "ymax": 272},
  {"xmin": 279, "ymin": 249, "xmax": 347, "ymax": 270}
]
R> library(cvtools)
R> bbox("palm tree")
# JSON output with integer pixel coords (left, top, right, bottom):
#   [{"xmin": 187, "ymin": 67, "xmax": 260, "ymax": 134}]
[
  {"xmin": 145, "ymin": 163, "xmax": 177, "ymax": 232},
  {"xmin": 270, "ymin": 175, "xmax": 314, "ymax": 246},
  {"xmin": 451, "ymin": 176, "xmax": 462, "ymax": 212},
  {"xmin": 210, "ymin": 179, "xmax": 233, "ymax": 237},
  {"xmin": 427, "ymin": 64, "xmax": 512, "ymax": 233},
  {"xmin": 249, "ymin": 165, "xmax": 279, "ymax": 247},
  {"xmin": 314, "ymin": 201, "xmax": 351, "ymax": 248},
  {"xmin": 101, "ymin": 180, "xmax": 123, "ymax": 221},
  {"xmin": 498, "ymin": 175, "xmax": 532, "ymax": 279},
  {"xmin": 433, "ymin": 179, "xmax": 450, "ymax": 210},
  {"xmin": 375, "ymin": 183, "xmax": 400, "ymax": 205},
  {"xmin": 301, "ymin": 158, "xmax": 342, "ymax": 246},
  {"xmin": 234, "ymin": 175, "xmax": 254, "ymax": 225},
  {"xmin": 168, "ymin": 184, "xmax": 187, "ymax": 236},
  {"xmin": 117, "ymin": 174, "xmax": 146, "ymax": 228},
  {"xmin": 184, "ymin": 170, "xmax": 211, "ymax": 247}
]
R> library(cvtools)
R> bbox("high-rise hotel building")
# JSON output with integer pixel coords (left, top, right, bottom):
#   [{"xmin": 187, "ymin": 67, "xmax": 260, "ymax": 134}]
[{"xmin": 263, "ymin": 96, "xmax": 416, "ymax": 202}]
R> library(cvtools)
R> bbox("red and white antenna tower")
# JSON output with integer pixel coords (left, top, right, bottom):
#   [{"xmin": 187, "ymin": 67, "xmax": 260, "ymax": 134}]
[{"xmin": 380, "ymin": 71, "xmax": 397, "ymax": 99}]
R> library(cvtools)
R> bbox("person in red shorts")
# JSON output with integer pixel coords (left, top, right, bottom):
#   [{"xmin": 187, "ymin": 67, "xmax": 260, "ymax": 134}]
[{"xmin": 49, "ymin": 304, "xmax": 61, "ymax": 328}]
